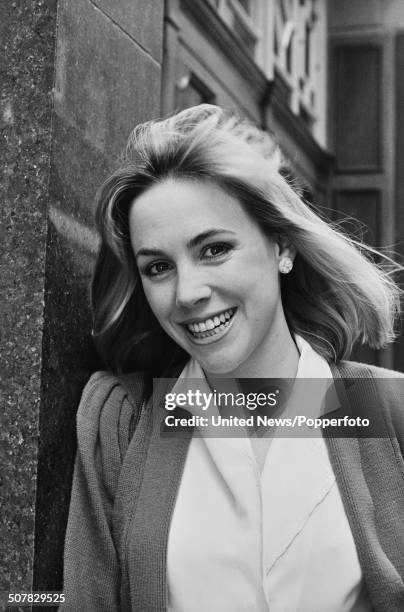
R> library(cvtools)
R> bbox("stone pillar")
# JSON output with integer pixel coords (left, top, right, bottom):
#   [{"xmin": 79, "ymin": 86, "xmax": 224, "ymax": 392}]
[
  {"xmin": 0, "ymin": 0, "xmax": 164, "ymax": 604},
  {"xmin": 1, "ymin": 0, "xmax": 58, "ymax": 604}
]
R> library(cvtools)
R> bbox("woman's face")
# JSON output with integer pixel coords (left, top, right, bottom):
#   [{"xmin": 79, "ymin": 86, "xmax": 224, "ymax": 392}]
[{"xmin": 129, "ymin": 178, "xmax": 293, "ymax": 377}]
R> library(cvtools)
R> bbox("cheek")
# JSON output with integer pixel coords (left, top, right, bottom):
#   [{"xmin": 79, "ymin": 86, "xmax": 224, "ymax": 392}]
[
  {"xmin": 240, "ymin": 263, "xmax": 281, "ymax": 315},
  {"xmin": 142, "ymin": 281, "xmax": 173, "ymax": 322}
]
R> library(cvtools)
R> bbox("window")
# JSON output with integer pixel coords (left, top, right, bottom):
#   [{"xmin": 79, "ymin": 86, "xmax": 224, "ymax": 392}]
[
  {"xmin": 206, "ymin": 0, "xmax": 327, "ymax": 144},
  {"xmin": 209, "ymin": 0, "xmax": 260, "ymax": 56},
  {"xmin": 175, "ymin": 72, "xmax": 216, "ymax": 110},
  {"xmin": 274, "ymin": 0, "xmax": 326, "ymax": 141}
]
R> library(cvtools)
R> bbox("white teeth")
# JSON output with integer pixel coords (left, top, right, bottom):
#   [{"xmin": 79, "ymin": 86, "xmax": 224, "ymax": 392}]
[{"xmin": 186, "ymin": 308, "xmax": 235, "ymax": 338}]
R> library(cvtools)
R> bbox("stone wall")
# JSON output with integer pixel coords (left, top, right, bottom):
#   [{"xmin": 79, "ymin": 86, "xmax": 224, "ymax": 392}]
[
  {"xmin": 0, "ymin": 0, "xmax": 164, "ymax": 605},
  {"xmin": 0, "ymin": 0, "xmax": 58, "ymax": 604}
]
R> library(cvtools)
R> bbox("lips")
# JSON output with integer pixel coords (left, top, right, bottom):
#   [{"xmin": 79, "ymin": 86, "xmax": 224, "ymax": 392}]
[{"xmin": 184, "ymin": 308, "xmax": 236, "ymax": 339}]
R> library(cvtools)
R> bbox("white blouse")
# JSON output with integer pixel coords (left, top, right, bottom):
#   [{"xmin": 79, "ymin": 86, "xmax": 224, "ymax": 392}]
[{"xmin": 166, "ymin": 336, "xmax": 372, "ymax": 612}]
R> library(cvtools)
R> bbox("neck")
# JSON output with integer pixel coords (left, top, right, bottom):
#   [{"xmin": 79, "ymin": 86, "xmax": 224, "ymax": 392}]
[{"xmin": 206, "ymin": 323, "xmax": 300, "ymax": 384}]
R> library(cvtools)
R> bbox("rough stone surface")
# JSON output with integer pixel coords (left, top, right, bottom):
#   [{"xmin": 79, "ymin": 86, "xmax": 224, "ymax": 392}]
[
  {"xmin": 92, "ymin": 0, "xmax": 164, "ymax": 63},
  {"xmin": 0, "ymin": 0, "xmax": 58, "ymax": 604},
  {"xmin": 49, "ymin": 115, "xmax": 110, "ymax": 231},
  {"xmin": 33, "ymin": 223, "xmax": 101, "ymax": 593},
  {"xmin": 1, "ymin": 0, "xmax": 163, "ymax": 604},
  {"xmin": 55, "ymin": 0, "xmax": 162, "ymax": 161},
  {"xmin": 32, "ymin": 0, "xmax": 164, "ymax": 596}
]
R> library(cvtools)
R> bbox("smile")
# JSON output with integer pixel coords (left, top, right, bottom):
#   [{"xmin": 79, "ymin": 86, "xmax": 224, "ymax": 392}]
[{"xmin": 184, "ymin": 308, "xmax": 236, "ymax": 339}]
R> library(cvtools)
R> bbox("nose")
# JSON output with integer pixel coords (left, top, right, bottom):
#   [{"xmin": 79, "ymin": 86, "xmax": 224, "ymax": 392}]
[{"xmin": 175, "ymin": 264, "xmax": 212, "ymax": 309}]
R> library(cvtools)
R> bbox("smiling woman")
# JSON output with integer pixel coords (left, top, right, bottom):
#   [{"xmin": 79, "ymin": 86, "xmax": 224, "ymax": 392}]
[
  {"xmin": 91, "ymin": 105, "xmax": 401, "ymax": 377},
  {"xmin": 61, "ymin": 105, "xmax": 404, "ymax": 612},
  {"xmin": 130, "ymin": 178, "xmax": 297, "ymax": 378}
]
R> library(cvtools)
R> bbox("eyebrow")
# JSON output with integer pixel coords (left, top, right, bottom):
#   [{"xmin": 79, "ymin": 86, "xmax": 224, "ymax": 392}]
[{"xmin": 135, "ymin": 228, "xmax": 235, "ymax": 259}]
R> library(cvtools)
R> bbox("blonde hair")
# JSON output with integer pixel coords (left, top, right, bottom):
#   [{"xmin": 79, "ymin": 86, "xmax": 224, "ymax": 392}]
[{"xmin": 92, "ymin": 104, "xmax": 402, "ymax": 374}]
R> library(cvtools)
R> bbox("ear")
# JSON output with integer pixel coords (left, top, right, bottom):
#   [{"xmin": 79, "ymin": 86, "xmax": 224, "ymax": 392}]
[{"xmin": 275, "ymin": 235, "xmax": 297, "ymax": 263}]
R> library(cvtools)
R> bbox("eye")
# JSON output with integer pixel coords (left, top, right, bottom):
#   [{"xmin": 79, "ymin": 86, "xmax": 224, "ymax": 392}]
[
  {"xmin": 144, "ymin": 261, "xmax": 173, "ymax": 278},
  {"xmin": 202, "ymin": 243, "xmax": 232, "ymax": 259}
]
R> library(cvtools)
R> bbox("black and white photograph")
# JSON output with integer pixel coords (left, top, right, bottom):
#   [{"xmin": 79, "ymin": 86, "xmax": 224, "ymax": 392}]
[{"xmin": 1, "ymin": 1, "xmax": 404, "ymax": 611}]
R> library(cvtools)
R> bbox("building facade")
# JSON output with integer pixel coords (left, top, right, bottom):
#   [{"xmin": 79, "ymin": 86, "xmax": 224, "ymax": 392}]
[
  {"xmin": 163, "ymin": 0, "xmax": 331, "ymax": 202},
  {"xmin": 162, "ymin": 0, "xmax": 404, "ymax": 369},
  {"xmin": 328, "ymin": 0, "xmax": 404, "ymax": 369}
]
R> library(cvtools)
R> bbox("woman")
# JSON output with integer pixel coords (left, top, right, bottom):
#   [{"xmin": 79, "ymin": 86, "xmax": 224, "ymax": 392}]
[{"xmin": 61, "ymin": 105, "xmax": 404, "ymax": 611}]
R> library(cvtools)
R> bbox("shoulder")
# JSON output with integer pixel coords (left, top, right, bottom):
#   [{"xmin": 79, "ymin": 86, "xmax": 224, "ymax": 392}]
[
  {"xmin": 335, "ymin": 360, "xmax": 404, "ymax": 407},
  {"xmin": 74, "ymin": 370, "xmax": 150, "ymax": 491},
  {"xmin": 335, "ymin": 360, "xmax": 404, "ymax": 379},
  {"xmin": 336, "ymin": 360, "xmax": 404, "ymax": 446},
  {"xmin": 77, "ymin": 371, "xmax": 126, "ymax": 423},
  {"xmin": 76, "ymin": 370, "xmax": 148, "ymax": 439}
]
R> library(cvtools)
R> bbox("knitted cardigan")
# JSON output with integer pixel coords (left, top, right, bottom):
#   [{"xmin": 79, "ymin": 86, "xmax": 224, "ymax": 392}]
[{"xmin": 60, "ymin": 361, "xmax": 404, "ymax": 612}]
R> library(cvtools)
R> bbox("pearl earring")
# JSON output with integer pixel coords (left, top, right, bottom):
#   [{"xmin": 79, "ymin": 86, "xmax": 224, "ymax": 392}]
[{"xmin": 279, "ymin": 257, "xmax": 293, "ymax": 274}]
